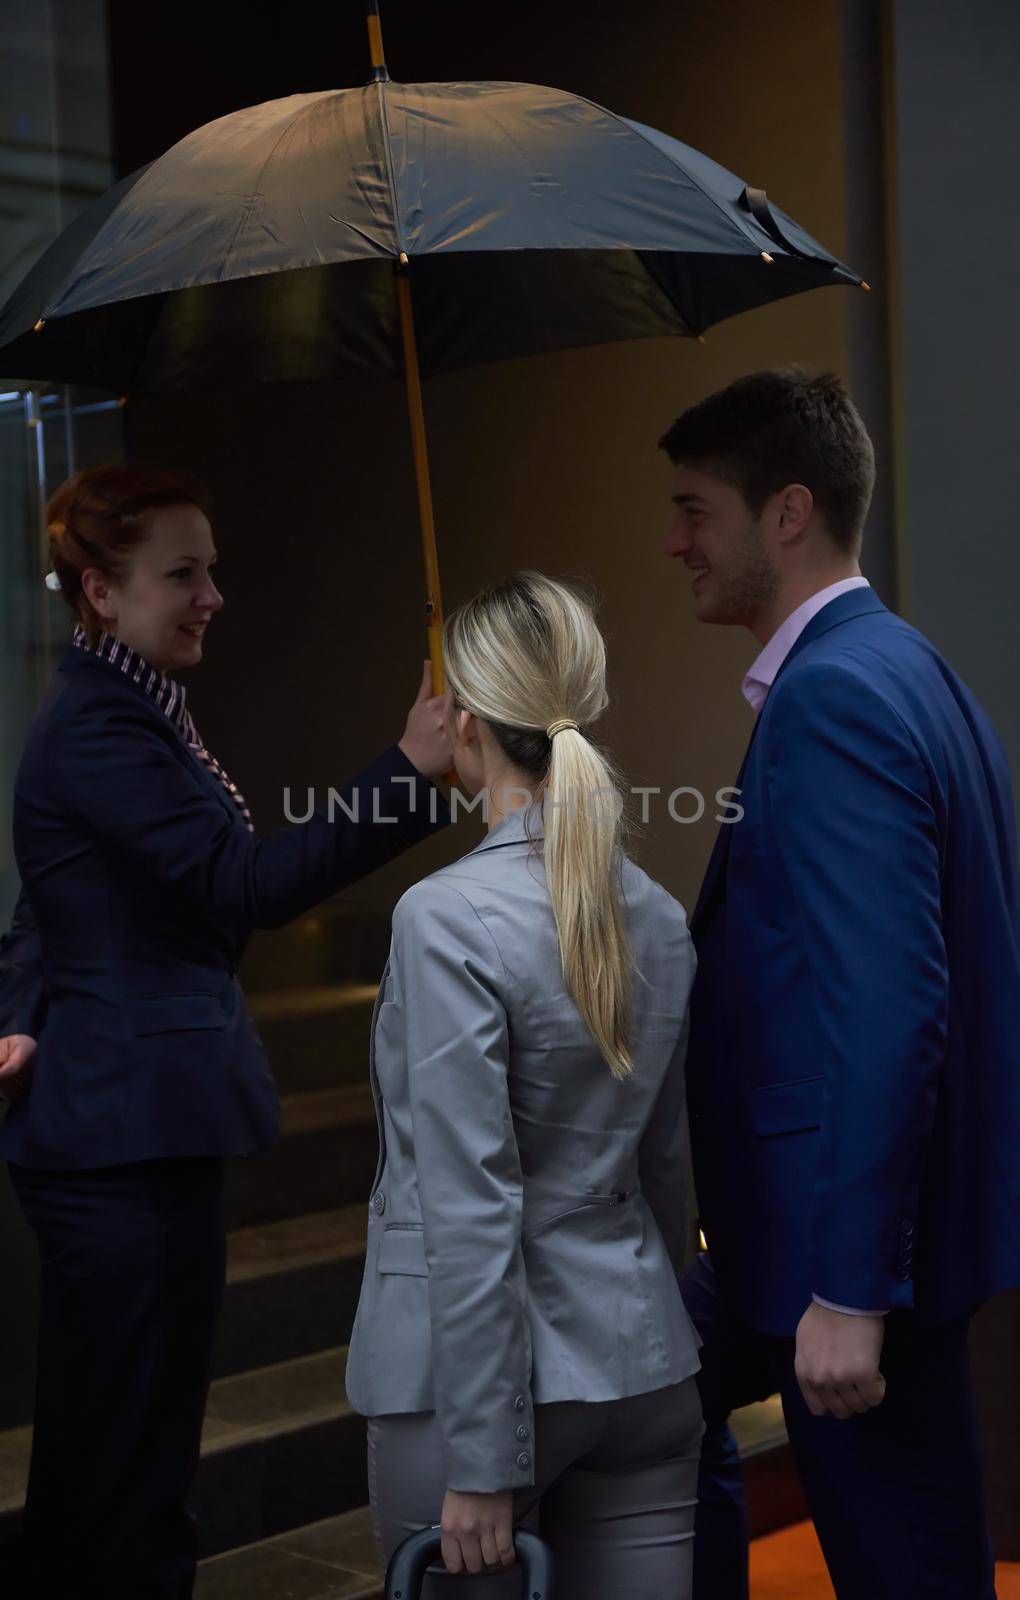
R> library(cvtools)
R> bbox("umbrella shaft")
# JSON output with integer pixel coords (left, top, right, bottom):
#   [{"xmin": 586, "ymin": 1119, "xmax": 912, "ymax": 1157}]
[
  {"xmin": 366, "ymin": 2, "xmax": 389, "ymax": 81},
  {"xmin": 396, "ymin": 266, "xmax": 446, "ymax": 698}
]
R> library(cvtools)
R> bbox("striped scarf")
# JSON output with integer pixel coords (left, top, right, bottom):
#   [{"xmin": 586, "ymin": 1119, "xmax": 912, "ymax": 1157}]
[{"xmin": 71, "ymin": 625, "xmax": 254, "ymax": 833}]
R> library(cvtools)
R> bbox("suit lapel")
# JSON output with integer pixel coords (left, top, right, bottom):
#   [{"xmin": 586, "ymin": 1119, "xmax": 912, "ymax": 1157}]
[
  {"xmin": 366, "ymin": 958, "xmax": 391, "ymax": 1197},
  {"xmin": 691, "ymin": 588, "xmax": 889, "ymax": 933},
  {"xmin": 691, "ymin": 728, "xmax": 757, "ymax": 931},
  {"xmin": 169, "ymin": 722, "xmax": 248, "ymax": 828},
  {"xmin": 61, "ymin": 645, "xmax": 246, "ymax": 832}
]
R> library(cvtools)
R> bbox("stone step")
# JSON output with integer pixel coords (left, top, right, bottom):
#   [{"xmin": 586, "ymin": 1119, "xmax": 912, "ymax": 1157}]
[
  {"xmin": 196, "ymin": 1505, "xmax": 382, "ymax": 1600},
  {"xmin": 213, "ymin": 1204, "xmax": 367, "ymax": 1379},
  {"xmin": 249, "ymin": 982, "xmax": 378, "ymax": 1097},
  {"xmin": 730, "ymin": 1393, "xmax": 787, "ymax": 1458},
  {"xmin": 730, "ymin": 1394, "xmax": 807, "ymax": 1538},
  {"xmin": 196, "ymin": 1348, "xmax": 367, "ymax": 1556},
  {"xmin": 240, "ymin": 908, "xmax": 390, "ymax": 995},
  {"xmin": 226, "ymin": 1083, "xmax": 378, "ymax": 1230},
  {"xmin": 0, "ymin": 1347, "xmax": 366, "ymax": 1558},
  {"xmin": 0, "ymin": 1347, "xmax": 798, "ymax": 1571}
]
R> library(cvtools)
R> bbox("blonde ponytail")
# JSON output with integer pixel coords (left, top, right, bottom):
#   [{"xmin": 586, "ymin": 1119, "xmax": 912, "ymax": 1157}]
[{"xmin": 443, "ymin": 574, "xmax": 635, "ymax": 1079}]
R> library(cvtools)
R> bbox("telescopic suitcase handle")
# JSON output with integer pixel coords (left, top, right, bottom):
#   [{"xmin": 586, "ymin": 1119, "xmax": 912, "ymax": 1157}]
[{"xmin": 385, "ymin": 1525, "xmax": 553, "ymax": 1599}]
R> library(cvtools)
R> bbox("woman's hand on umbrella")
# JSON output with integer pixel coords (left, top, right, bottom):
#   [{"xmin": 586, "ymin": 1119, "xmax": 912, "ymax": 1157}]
[
  {"xmin": 398, "ymin": 661, "xmax": 454, "ymax": 782},
  {"xmin": 440, "ymin": 1487, "xmax": 516, "ymax": 1574},
  {"xmin": 0, "ymin": 1033, "xmax": 37, "ymax": 1102}
]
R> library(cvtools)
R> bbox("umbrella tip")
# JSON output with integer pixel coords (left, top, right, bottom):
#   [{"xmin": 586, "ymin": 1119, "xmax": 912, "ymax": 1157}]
[
  {"xmin": 33, "ymin": 319, "xmax": 45, "ymax": 332},
  {"xmin": 399, "ymin": 251, "xmax": 409, "ymax": 267},
  {"xmin": 697, "ymin": 335, "xmax": 707, "ymax": 346},
  {"xmin": 860, "ymin": 280, "xmax": 872, "ymax": 293},
  {"xmin": 761, "ymin": 252, "xmax": 774, "ymax": 265}
]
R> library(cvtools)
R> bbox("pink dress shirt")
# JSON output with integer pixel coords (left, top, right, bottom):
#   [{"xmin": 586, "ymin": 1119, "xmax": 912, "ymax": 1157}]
[
  {"xmin": 740, "ymin": 577, "xmax": 886, "ymax": 1317},
  {"xmin": 742, "ymin": 577, "xmax": 872, "ymax": 715}
]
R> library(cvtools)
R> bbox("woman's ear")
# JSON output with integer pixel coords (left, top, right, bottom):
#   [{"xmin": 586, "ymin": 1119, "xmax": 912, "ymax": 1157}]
[{"xmin": 81, "ymin": 567, "xmax": 117, "ymax": 621}]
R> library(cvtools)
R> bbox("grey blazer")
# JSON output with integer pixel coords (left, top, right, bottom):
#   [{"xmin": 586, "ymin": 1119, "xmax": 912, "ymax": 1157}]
[{"xmin": 345, "ymin": 804, "xmax": 700, "ymax": 1493}]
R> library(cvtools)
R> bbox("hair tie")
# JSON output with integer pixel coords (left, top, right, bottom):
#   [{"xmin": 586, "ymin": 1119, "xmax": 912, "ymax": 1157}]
[{"xmin": 547, "ymin": 718, "xmax": 579, "ymax": 740}]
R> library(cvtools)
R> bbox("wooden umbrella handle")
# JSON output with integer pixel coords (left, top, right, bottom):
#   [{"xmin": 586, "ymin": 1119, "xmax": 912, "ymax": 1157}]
[
  {"xmin": 395, "ymin": 260, "xmax": 447, "ymax": 699},
  {"xmin": 366, "ymin": 0, "xmax": 389, "ymax": 82},
  {"xmin": 395, "ymin": 257, "xmax": 458, "ymax": 787},
  {"xmin": 366, "ymin": 8, "xmax": 451, "ymax": 750}
]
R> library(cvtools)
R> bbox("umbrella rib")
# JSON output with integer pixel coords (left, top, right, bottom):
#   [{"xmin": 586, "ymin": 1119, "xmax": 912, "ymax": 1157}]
[
  {"xmin": 568, "ymin": 91, "xmax": 777, "ymax": 258},
  {"xmin": 217, "ymin": 97, "xmax": 332, "ymax": 282},
  {"xmin": 374, "ymin": 81, "xmax": 405, "ymax": 256}
]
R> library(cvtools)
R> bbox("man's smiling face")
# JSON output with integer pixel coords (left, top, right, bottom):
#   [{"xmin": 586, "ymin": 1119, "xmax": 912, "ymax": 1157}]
[{"xmin": 664, "ymin": 461, "xmax": 779, "ymax": 629}]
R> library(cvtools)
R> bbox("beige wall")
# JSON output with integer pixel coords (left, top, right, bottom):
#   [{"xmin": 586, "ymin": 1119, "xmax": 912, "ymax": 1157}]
[{"xmin": 127, "ymin": 0, "xmax": 856, "ymax": 921}]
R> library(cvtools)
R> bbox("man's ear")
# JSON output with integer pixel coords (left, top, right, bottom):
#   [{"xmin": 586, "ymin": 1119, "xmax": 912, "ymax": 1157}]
[{"xmin": 774, "ymin": 483, "xmax": 814, "ymax": 544}]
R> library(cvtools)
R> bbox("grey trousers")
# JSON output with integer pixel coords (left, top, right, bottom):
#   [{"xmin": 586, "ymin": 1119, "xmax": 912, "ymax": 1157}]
[{"xmin": 367, "ymin": 1377, "xmax": 704, "ymax": 1600}]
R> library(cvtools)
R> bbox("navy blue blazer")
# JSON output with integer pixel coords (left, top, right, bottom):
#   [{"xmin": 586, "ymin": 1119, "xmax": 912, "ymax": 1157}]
[
  {"xmin": 688, "ymin": 587, "xmax": 1020, "ymax": 1335},
  {"xmin": 0, "ymin": 643, "xmax": 449, "ymax": 1169}
]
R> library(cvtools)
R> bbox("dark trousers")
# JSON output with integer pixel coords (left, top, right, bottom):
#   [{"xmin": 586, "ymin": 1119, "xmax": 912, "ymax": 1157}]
[
  {"xmin": 681, "ymin": 1252, "xmax": 997, "ymax": 1600},
  {"xmin": 6, "ymin": 1156, "xmax": 226, "ymax": 1600}
]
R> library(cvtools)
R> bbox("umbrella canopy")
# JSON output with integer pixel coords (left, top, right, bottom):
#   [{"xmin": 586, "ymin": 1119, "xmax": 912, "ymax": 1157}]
[{"xmin": 0, "ymin": 80, "xmax": 863, "ymax": 393}]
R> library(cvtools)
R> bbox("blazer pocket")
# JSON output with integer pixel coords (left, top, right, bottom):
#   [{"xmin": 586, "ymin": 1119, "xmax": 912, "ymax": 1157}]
[
  {"xmin": 751, "ymin": 1075, "xmax": 825, "ymax": 1137},
  {"xmin": 378, "ymin": 1225, "xmax": 428, "ymax": 1277},
  {"xmin": 523, "ymin": 1191, "xmax": 634, "ymax": 1242},
  {"xmin": 127, "ymin": 993, "xmax": 228, "ymax": 1037}
]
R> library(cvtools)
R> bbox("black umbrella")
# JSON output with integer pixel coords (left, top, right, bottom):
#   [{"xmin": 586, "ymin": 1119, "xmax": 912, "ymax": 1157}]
[{"xmin": 0, "ymin": 2, "xmax": 867, "ymax": 682}]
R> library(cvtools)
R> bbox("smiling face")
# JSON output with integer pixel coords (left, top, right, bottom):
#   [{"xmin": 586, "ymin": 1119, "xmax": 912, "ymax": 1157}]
[
  {"xmin": 82, "ymin": 502, "xmax": 223, "ymax": 673},
  {"xmin": 664, "ymin": 462, "xmax": 780, "ymax": 629}
]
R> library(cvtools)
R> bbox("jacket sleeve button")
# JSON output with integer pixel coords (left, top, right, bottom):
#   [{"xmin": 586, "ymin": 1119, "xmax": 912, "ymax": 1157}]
[
  {"xmin": 515, "ymin": 1424, "xmax": 530, "ymax": 1442},
  {"xmin": 513, "ymin": 1395, "xmax": 527, "ymax": 1412},
  {"xmin": 516, "ymin": 1452, "xmax": 531, "ymax": 1470},
  {"xmin": 372, "ymin": 1193, "xmax": 386, "ymax": 1215}
]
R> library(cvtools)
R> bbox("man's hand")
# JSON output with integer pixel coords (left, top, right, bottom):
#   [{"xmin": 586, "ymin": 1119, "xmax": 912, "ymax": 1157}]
[
  {"xmin": 795, "ymin": 1301, "xmax": 886, "ymax": 1419},
  {"xmin": 0, "ymin": 1034, "xmax": 37, "ymax": 1103},
  {"xmin": 440, "ymin": 1488, "xmax": 515, "ymax": 1575},
  {"xmin": 398, "ymin": 661, "xmax": 454, "ymax": 783}
]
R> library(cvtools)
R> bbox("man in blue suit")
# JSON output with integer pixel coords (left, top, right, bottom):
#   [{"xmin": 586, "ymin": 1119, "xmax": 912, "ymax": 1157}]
[{"xmin": 660, "ymin": 369, "xmax": 1020, "ymax": 1598}]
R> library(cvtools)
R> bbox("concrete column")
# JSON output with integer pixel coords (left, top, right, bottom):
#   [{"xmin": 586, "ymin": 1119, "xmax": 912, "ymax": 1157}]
[{"xmin": 885, "ymin": 0, "xmax": 1020, "ymax": 1557}]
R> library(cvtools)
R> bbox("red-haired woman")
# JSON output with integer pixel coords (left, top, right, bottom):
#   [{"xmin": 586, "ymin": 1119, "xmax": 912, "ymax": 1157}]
[{"xmin": 0, "ymin": 465, "xmax": 451, "ymax": 1600}]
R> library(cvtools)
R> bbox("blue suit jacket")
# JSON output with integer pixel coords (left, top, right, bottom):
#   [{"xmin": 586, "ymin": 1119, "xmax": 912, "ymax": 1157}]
[
  {"xmin": 688, "ymin": 587, "xmax": 1020, "ymax": 1335},
  {"xmin": 0, "ymin": 643, "xmax": 448, "ymax": 1169}
]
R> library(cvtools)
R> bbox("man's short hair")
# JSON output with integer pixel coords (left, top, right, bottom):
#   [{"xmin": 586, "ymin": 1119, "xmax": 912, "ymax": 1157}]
[{"xmin": 658, "ymin": 368, "xmax": 875, "ymax": 554}]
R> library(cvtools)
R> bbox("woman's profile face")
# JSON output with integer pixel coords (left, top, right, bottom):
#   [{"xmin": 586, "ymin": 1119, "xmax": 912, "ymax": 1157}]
[{"xmin": 85, "ymin": 503, "xmax": 223, "ymax": 673}]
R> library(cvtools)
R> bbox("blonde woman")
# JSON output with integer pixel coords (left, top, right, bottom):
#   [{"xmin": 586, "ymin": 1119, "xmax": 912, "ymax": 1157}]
[{"xmin": 346, "ymin": 574, "xmax": 703, "ymax": 1598}]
